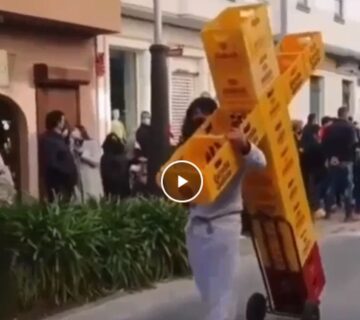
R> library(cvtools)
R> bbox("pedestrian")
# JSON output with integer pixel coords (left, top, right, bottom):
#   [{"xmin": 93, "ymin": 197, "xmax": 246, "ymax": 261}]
[
  {"xmin": 301, "ymin": 124, "xmax": 327, "ymax": 219},
  {"xmin": 100, "ymin": 130, "xmax": 130, "ymax": 200},
  {"xmin": 70, "ymin": 125, "xmax": 103, "ymax": 202},
  {"xmin": 0, "ymin": 152, "xmax": 16, "ymax": 205},
  {"xmin": 181, "ymin": 97, "xmax": 267, "ymax": 320},
  {"xmin": 129, "ymin": 144, "xmax": 148, "ymax": 196},
  {"xmin": 319, "ymin": 116, "xmax": 333, "ymax": 141},
  {"xmin": 301, "ymin": 113, "xmax": 317, "ymax": 151},
  {"xmin": 135, "ymin": 111, "xmax": 151, "ymax": 159},
  {"xmin": 39, "ymin": 110, "xmax": 77, "ymax": 203},
  {"xmin": 322, "ymin": 107, "xmax": 357, "ymax": 221}
]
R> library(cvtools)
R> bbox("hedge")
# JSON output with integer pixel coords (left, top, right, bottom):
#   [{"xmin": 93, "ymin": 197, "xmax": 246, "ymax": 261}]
[{"xmin": 0, "ymin": 197, "xmax": 189, "ymax": 318}]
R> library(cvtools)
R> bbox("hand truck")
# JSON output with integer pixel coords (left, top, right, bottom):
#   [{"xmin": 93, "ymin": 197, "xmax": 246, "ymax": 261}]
[{"xmin": 245, "ymin": 213, "xmax": 324, "ymax": 320}]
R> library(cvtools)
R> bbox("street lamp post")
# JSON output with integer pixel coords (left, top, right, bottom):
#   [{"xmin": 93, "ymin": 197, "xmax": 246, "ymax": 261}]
[{"xmin": 147, "ymin": 0, "xmax": 171, "ymax": 194}]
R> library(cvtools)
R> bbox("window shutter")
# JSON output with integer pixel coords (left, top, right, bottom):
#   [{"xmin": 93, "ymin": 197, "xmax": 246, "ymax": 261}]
[{"xmin": 170, "ymin": 72, "xmax": 196, "ymax": 143}]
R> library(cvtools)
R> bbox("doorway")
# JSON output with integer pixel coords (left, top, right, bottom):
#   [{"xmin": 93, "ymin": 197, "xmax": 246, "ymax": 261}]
[
  {"xmin": 0, "ymin": 95, "xmax": 28, "ymax": 193},
  {"xmin": 310, "ymin": 76, "xmax": 324, "ymax": 122},
  {"xmin": 109, "ymin": 49, "xmax": 137, "ymax": 142}
]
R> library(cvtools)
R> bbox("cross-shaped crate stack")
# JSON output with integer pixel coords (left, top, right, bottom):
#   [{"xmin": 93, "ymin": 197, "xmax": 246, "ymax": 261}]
[{"xmin": 158, "ymin": 3, "xmax": 325, "ymax": 311}]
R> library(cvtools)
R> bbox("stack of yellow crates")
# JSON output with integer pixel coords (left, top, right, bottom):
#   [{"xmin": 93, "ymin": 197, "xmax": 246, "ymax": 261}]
[{"xmin": 157, "ymin": 4, "xmax": 324, "ymax": 269}]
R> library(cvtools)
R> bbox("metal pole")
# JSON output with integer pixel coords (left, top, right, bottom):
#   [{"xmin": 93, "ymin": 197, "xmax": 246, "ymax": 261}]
[
  {"xmin": 280, "ymin": 0, "xmax": 288, "ymax": 38},
  {"xmin": 153, "ymin": 0, "xmax": 162, "ymax": 44},
  {"xmin": 147, "ymin": 0, "xmax": 170, "ymax": 194}
]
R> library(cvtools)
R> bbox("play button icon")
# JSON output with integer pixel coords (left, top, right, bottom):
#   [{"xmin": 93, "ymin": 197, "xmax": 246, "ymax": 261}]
[
  {"xmin": 161, "ymin": 160, "xmax": 203, "ymax": 203},
  {"xmin": 178, "ymin": 176, "xmax": 188, "ymax": 188}
]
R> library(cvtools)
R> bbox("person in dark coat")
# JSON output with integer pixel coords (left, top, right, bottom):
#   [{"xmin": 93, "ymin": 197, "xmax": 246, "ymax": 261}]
[
  {"xmin": 135, "ymin": 111, "xmax": 151, "ymax": 159},
  {"xmin": 100, "ymin": 133, "xmax": 130, "ymax": 200},
  {"xmin": 302, "ymin": 124, "xmax": 327, "ymax": 219},
  {"xmin": 322, "ymin": 107, "xmax": 357, "ymax": 221},
  {"xmin": 39, "ymin": 110, "xmax": 77, "ymax": 203},
  {"xmin": 301, "ymin": 113, "xmax": 317, "ymax": 151}
]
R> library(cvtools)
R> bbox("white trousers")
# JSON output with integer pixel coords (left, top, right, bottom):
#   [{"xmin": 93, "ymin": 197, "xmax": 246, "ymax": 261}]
[{"xmin": 186, "ymin": 216, "xmax": 242, "ymax": 320}]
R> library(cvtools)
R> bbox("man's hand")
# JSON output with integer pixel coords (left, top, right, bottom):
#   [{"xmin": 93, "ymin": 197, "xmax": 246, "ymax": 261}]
[{"xmin": 226, "ymin": 127, "xmax": 251, "ymax": 155}]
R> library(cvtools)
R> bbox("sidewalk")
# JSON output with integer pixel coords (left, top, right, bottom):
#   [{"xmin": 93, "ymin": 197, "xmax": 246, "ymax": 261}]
[{"xmin": 46, "ymin": 215, "xmax": 360, "ymax": 320}]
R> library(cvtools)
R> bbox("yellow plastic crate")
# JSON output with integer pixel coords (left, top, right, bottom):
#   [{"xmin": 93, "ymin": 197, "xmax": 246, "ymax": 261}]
[
  {"xmin": 252, "ymin": 218, "xmax": 302, "ymax": 272},
  {"xmin": 278, "ymin": 32, "xmax": 324, "ymax": 74},
  {"xmin": 158, "ymin": 135, "xmax": 240, "ymax": 205},
  {"xmin": 202, "ymin": 4, "xmax": 279, "ymax": 108},
  {"xmin": 278, "ymin": 53, "xmax": 309, "ymax": 103}
]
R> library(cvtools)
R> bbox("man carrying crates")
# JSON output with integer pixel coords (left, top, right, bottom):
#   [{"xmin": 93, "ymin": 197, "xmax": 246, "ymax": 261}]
[{"xmin": 158, "ymin": 4, "xmax": 325, "ymax": 320}]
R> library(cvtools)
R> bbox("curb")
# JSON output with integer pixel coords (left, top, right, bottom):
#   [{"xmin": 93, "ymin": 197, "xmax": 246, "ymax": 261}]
[{"xmin": 46, "ymin": 280, "xmax": 197, "ymax": 320}]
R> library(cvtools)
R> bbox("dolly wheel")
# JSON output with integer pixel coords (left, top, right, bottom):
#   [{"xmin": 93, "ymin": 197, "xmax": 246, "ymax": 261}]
[
  {"xmin": 301, "ymin": 301, "xmax": 320, "ymax": 320},
  {"xmin": 246, "ymin": 293, "xmax": 267, "ymax": 320}
]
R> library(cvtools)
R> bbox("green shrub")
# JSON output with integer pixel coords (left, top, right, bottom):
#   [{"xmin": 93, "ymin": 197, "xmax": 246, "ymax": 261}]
[{"xmin": 0, "ymin": 197, "xmax": 189, "ymax": 315}]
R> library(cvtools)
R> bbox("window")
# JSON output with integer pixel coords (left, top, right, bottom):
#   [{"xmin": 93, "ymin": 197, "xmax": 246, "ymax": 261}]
[
  {"xmin": 297, "ymin": 0, "xmax": 311, "ymax": 13},
  {"xmin": 310, "ymin": 76, "xmax": 324, "ymax": 121},
  {"xmin": 342, "ymin": 80, "xmax": 354, "ymax": 111},
  {"xmin": 334, "ymin": 0, "xmax": 345, "ymax": 23},
  {"xmin": 170, "ymin": 71, "xmax": 197, "ymax": 143}
]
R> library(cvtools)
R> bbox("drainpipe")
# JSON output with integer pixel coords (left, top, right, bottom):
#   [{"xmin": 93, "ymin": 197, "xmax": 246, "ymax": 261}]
[{"xmin": 280, "ymin": 0, "xmax": 288, "ymax": 38}]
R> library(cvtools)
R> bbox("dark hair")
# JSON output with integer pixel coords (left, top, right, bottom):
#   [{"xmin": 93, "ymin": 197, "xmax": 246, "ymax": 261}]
[
  {"xmin": 45, "ymin": 110, "xmax": 64, "ymax": 131},
  {"xmin": 180, "ymin": 97, "xmax": 217, "ymax": 144},
  {"xmin": 321, "ymin": 116, "xmax": 332, "ymax": 126},
  {"xmin": 338, "ymin": 106, "xmax": 348, "ymax": 118},
  {"xmin": 75, "ymin": 125, "xmax": 90, "ymax": 140},
  {"xmin": 102, "ymin": 133, "xmax": 125, "ymax": 155},
  {"xmin": 307, "ymin": 113, "xmax": 316, "ymax": 124}
]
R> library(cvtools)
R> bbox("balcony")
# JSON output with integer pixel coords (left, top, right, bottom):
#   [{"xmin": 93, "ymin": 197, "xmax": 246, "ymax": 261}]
[{"xmin": 0, "ymin": 0, "xmax": 121, "ymax": 34}]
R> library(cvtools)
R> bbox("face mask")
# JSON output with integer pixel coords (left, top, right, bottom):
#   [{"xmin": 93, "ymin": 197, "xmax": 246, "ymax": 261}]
[{"xmin": 142, "ymin": 118, "xmax": 151, "ymax": 126}]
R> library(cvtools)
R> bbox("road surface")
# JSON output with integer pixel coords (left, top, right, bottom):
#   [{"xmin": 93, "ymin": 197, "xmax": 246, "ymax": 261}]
[
  {"xmin": 52, "ymin": 220, "xmax": 360, "ymax": 320},
  {"xmin": 131, "ymin": 233, "xmax": 360, "ymax": 320}
]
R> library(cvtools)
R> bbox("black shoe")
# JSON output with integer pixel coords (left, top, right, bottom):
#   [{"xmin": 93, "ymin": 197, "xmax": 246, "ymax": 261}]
[{"xmin": 344, "ymin": 215, "xmax": 357, "ymax": 222}]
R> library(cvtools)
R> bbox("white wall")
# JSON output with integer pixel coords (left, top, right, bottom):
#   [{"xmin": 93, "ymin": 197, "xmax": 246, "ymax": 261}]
[
  {"xmin": 289, "ymin": 69, "xmax": 359, "ymax": 122},
  {"xmin": 98, "ymin": 0, "xmax": 360, "ymax": 134},
  {"xmin": 284, "ymin": 0, "xmax": 360, "ymax": 53},
  {"xmin": 122, "ymin": 0, "xmax": 256, "ymax": 20}
]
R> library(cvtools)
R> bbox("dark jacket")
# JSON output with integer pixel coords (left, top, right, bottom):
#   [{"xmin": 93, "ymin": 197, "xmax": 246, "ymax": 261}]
[
  {"xmin": 301, "ymin": 124, "xmax": 317, "ymax": 151},
  {"xmin": 100, "ymin": 134, "xmax": 130, "ymax": 198},
  {"xmin": 322, "ymin": 119, "xmax": 356, "ymax": 162},
  {"xmin": 302, "ymin": 141, "xmax": 327, "ymax": 182},
  {"xmin": 39, "ymin": 131, "xmax": 77, "ymax": 198},
  {"xmin": 135, "ymin": 124, "xmax": 151, "ymax": 159}
]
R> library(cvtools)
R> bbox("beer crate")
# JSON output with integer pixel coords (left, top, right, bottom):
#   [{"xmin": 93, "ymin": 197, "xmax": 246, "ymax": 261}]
[{"xmin": 202, "ymin": 4, "xmax": 279, "ymax": 109}]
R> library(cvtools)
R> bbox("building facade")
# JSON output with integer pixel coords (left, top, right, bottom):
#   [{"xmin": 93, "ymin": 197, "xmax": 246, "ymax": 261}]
[
  {"xmin": 0, "ymin": 0, "xmax": 121, "ymax": 197},
  {"xmin": 98, "ymin": 0, "xmax": 360, "ymax": 143},
  {"xmin": 272, "ymin": 0, "xmax": 360, "ymax": 122}
]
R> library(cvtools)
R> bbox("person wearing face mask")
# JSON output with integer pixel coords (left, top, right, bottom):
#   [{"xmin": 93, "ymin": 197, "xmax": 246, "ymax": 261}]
[
  {"xmin": 135, "ymin": 111, "xmax": 151, "ymax": 159},
  {"xmin": 70, "ymin": 125, "xmax": 103, "ymax": 202},
  {"xmin": 39, "ymin": 111, "xmax": 77, "ymax": 202},
  {"xmin": 180, "ymin": 97, "xmax": 267, "ymax": 320}
]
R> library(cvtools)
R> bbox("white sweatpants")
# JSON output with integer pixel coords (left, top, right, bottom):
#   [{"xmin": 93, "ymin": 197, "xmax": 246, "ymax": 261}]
[{"xmin": 186, "ymin": 216, "xmax": 242, "ymax": 320}]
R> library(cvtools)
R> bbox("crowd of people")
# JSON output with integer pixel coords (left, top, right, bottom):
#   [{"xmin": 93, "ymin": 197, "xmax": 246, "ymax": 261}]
[
  {"xmin": 39, "ymin": 110, "xmax": 154, "ymax": 203},
  {"xmin": 293, "ymin": 106, "xmax": 360, "ymax": 222}
]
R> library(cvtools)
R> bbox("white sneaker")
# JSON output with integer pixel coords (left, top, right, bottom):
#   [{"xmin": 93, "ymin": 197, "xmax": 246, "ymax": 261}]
[{"xmin": 314, "ymin": 208, "xmax": 326, "ymax": 219}]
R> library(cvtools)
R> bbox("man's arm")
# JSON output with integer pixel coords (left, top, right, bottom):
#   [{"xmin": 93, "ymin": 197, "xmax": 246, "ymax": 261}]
[
  {"xmin": 227, "ymin": 128, "xmax": 267, "ymax": 169},
  {"xmin": 242, "ymin": 143, "xmax": 267, "ymax": 169}
]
